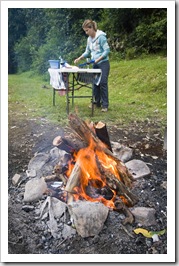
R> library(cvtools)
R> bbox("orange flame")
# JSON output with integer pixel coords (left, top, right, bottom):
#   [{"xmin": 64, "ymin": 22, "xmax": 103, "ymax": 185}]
[{"xmin": 65, "ymin": 138, "xmax": 124, "ymax": 209}]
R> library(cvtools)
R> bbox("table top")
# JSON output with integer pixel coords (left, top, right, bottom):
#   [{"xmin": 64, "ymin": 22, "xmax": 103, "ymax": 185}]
[{"xmin": 48, "ymin": 67, "xmax": 102, "ymax": 74}]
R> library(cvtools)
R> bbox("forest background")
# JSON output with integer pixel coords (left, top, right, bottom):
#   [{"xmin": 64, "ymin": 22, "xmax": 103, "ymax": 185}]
[{"xmin": 8, "ymin": 8, "xmax": 167, "ymax": 75}]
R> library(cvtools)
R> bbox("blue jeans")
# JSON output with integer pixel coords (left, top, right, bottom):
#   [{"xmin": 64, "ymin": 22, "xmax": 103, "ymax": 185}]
[{"xmin": 93, "ymin": 60, "xmax": 110, "ymax": 108}]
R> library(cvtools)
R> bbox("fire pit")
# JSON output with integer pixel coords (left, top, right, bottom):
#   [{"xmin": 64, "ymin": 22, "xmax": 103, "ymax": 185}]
[
  {"xmin": 8, "ymin": 113, "xmax": 167, "ymax": 256},
  {"xmin": 22, "ymin": 114, "xmax": 158, "ymax": 239}
]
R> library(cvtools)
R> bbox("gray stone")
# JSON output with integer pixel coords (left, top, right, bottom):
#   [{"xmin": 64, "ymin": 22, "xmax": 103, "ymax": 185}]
[
  {"xmin": 125, "ymin": 159, "xmax": 151, "ymax": 179},
  {"xmin": 130, "ymin": 207, "xmax": 156, "ymax": 226},
  {"xmin": 51, "ymin": 197, "xmax": 67, "ymax": 218},
  {"xmin": 27, "ymin": 149, "xmax": 67, "ymax": 178},
  {"xmin": 111, "ymin": 141, "xmax": 133, "ymax": 162},
  {"xmin": 68, "ymin": 201, "xmax": 109, "ymax": 238},
  {"xmin": 28, "ymin": 153, "xmax": 50, "ymax": 171},
  {"xmin": 26, "ymin": 169, "xmax": 36, "ymax": 178},
  {"xmin": 12, "ymin": 173, "xmax": 21, "ymax": 186},
  {"xmin": 62, "ymin": 224, "xmax": 76, "ymax": 239},
  {"xmin": 24, "ymin": 177, "xmax": 47, "ymax": 202}
]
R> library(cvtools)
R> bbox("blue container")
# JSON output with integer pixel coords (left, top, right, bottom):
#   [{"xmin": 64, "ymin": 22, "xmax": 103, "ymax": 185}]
[{"xmin": 48, "ymin": 60, "xmax": 60, "ymax": 69}]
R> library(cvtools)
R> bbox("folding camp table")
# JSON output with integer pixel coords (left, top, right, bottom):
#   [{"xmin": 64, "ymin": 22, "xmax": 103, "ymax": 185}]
[{"xmin": 48, "ymin": 67, "xmax": 102, "ymax": 116}]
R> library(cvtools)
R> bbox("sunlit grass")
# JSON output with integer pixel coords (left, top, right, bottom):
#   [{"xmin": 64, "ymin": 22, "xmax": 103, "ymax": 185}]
[{"xmin": 8, "ymin": 55, "xmax": 167, "ymax": 128}]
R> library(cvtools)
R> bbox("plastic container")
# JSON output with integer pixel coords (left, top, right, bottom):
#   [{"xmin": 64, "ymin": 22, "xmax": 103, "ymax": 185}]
[{"xmin": 48, "ymin": 60, "xmax": 60, "ymax": 69}]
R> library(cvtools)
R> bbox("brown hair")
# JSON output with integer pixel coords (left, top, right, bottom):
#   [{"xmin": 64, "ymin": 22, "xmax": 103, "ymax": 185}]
[{"xmin": 82, "ymin": 19, "xmax": 97, "ymax": 31}]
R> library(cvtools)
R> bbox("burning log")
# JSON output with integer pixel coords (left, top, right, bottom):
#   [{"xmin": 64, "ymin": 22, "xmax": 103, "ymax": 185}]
[
  {"xmin": 65, "ymin": 161, "xmax": 80, "ymax": 193},
  {"xmin": 68, "ymin": 113, "xmax": 134, "ymax": 187},
  {"xmin": 96, "ymin": 157, "xmax": 138, "ymax": 207},
  {"xmin": 43, "ymin": 113, "xmax": 139, "ymax": 224}
]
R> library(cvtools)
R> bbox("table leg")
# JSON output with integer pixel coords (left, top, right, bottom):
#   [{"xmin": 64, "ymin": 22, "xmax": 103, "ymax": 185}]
[
  {"xmin": 91, "ymin": 85, "xmax": 94, "ymax": 116},
  {"xmin": 72, "ymin": 73, "xmax": 75, "ymax": 108},
  {"xmin": 53, "ymin": 88, "xmax": 55, "ymax": 106}
]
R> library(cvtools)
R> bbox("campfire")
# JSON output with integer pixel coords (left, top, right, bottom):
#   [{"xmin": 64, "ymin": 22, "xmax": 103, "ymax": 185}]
[{"xmin": 46, "ymin": 114, "xmax": 138, "ymax": 225}]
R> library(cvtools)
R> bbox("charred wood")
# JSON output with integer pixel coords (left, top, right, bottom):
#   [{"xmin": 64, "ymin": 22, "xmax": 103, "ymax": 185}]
[
  {"xmin": 114, "ymin": 198, "xmax": 134, "ymax": 225},
  {"xmin": 94, "ymin": 121, "xmax": 113, "ymax": 152},
  {"xmin": 96, "ymin": 156, "xmax": 138, "ymax": 207}
]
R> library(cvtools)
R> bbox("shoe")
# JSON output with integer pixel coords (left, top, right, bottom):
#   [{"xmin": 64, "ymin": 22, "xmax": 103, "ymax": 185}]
[{"xmin": 101, "ymin": 108, "xmax": 108, "ymax": 112}]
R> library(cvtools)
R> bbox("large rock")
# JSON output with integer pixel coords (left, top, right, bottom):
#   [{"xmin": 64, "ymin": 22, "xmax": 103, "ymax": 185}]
[
  {"xmin": 130, "ymin": 207, "xmax": 156, "ymax": 226},
  {"xmin": 27, "ymin": 148, "xmax": 68, "ymax": 178},
  {"xmin": 125, "ymin": 159, "xmax": 151, "ymax": 179},
  {"xmin": 51, "ymin": 197, "xmax": 67, "ymax": 219},
  {"xmin": 68, "ymin": 201, "xmax": 109, "ymax": 238},
  {"xmin": 24, "ymin": 177, "xmax": 47, "ymax": 202},
  {"xmin": 111, "ymin": 141, "xmax": 133, "ymax": 162}
]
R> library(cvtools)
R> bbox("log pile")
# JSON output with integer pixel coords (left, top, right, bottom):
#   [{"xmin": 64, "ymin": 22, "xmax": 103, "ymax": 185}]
[{"xmin": 64, "ymin": 114, "xmax": 138, "ymax": 211}]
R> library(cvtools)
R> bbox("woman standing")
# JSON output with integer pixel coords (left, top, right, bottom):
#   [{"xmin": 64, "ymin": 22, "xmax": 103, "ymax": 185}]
[{"xmin": 74, "ymin": 19, "xmax": 110, "ymax": 112}]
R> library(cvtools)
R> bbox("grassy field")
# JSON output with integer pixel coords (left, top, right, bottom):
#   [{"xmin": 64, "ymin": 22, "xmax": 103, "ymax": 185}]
[{"xmin": 8, "ymin": 54, "xmax": 167, "ymax": 128}]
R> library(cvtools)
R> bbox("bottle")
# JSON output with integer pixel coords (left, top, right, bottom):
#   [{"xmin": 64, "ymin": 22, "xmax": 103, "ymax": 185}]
[{"xmin": 59, "ymin": 56, "xmax": 65, "ymax": 68}]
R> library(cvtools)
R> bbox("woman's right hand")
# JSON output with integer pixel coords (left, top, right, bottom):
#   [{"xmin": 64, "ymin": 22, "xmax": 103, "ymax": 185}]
[
  {"xmin": 74, "ymin": 56, "xmax": 82, "ymax": 64},
  {"xmin": 74, "ymin": 58, "xmax": 79, "ymax": 64}
]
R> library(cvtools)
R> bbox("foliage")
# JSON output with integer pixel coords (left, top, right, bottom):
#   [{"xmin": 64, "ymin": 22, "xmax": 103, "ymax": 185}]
[{"xmin": 8, "ymin": 8, "xmax": 167, "ymax": 74}]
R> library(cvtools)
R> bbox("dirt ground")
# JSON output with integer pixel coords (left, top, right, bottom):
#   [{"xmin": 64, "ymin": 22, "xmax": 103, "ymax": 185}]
[{"xmin": 8, "ymin": 116, "xmax": 167, "ymax": 256}]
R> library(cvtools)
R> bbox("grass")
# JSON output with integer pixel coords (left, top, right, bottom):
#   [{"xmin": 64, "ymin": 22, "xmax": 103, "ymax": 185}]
[{"xmin": 8, "ymin": 54, "xmax": 167, "ymax": 128}]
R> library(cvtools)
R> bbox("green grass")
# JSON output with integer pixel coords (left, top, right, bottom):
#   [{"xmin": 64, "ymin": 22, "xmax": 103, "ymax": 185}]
[{"xmin": 8, "ymin": 55, "xmax": 167, "ymax": 128}]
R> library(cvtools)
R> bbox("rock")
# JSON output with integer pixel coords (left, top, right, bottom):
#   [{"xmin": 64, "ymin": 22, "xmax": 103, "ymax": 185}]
[
  {"xmin": 50, "ymin": 147, "xmax": 67, "ymax": 161},
  {"xmin": 130, "ymin": 207, "xmax": 156, "ymax": 226},
  {"xmin": 12, "ymin": 173, "xmax": 21, "ymax": 186},
  {"xmin": 62, "ymin": 224, "xmax": 76, "ymax": 239},
  {"xmin": 161, "ymin": 181, "xmax": 167, "ymax": 190},
  {"xmin": 125, "ymin": 159, "xmax": 151, "ymax": 179},
  {"xmin": 68, "ymin": 201, "xmax": 109, "ymax": 238},
  {"xmin": 24, "ymin": 177, "xmax": 47, "ymax": 202},
  {"xmin": 26, "ymin": 169, "xmax": 36, "ymax": 178},
  {"xmin": 111, "ymin": 141, "xmax": 133, "ymax": 162},
  {"xmin": 27, "ymin": 149, "xmax": 67, "ymax": 178},
  {"xmin": 28, "ymin": 153, "xmax": 50, "ymax": 171},
  {"xmin": 51, "ymin": 197, "xmax": 67, "ymax": 218}
]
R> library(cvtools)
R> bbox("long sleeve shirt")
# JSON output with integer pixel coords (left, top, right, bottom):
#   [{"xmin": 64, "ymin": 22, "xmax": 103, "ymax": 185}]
[{"xmin": 82, "ymin": 30, "xmax": 110, "ymax": 64}]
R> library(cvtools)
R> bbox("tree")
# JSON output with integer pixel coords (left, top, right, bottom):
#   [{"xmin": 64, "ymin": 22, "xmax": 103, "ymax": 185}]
[{"xmin": 8, "ymin": 8, "xmax": 167, "ymax": 74}]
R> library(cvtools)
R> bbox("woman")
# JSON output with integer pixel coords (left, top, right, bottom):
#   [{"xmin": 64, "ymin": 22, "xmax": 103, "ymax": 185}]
[{"xmin": 74, "ymin": 19, "xmax": 110, "ymax": 112}]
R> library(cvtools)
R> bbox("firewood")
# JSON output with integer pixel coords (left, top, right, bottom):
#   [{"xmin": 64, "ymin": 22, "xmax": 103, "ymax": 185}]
[
  {"xmin": 65, "ymin": 161, "xmax": 81, "ymax": 193},
  {"xmin": 107, "ymin": 155, "xmax": 134, "ymax": 187},
  {"xmin": 68, "ymin": 113, "xmax": 133, "ymax": 187},
  {"xmin": 94, "ymin": 121, "xmax": 113, "ymax": 152},
  {"xmin": 96, "ymin": 156, "xmax": 138, "ymax": 207},
  {"xmin": 53, "ymin": 136, "xmax": 75, "ymax": 153},
  {"xmin": 114, "ymin": 198, "xmax": 134, "ymax": 225},
  {"xmin": 68, "ymin": 113, "xmax": 99, "ymax": 146}
]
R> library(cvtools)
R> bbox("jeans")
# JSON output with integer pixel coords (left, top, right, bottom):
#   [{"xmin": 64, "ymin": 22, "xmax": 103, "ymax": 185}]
[{"xmin": 93, "ymin": 60, "xmax": 110, "ymax": 108}]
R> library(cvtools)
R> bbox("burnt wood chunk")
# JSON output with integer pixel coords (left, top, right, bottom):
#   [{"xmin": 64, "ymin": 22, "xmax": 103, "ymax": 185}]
[
  {"xmin": 53, "ymin": 136, "xmax": 75, "ymax": 153},
  {"xmin": 96, "ymin": 156, "xmax": 138, "ymax": 207},
  {"xmin": 94, "ymin": 121, "xmax": 113, "ymax": 152}
]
